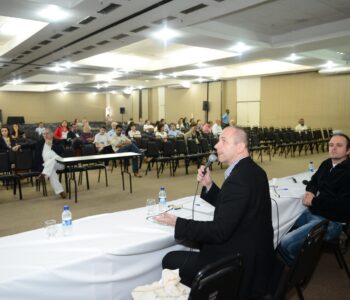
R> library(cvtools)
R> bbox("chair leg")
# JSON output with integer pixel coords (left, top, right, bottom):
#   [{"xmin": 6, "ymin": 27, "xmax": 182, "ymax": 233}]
[
  {"xmin": 85, "ymin": 170, "xmax": 90, "ymax": 190},
  {"xmin": 296, "ymin": 286, "xmax": 305, "ymax": 300},
  {"xmin": 18, "ymin": 179, "xmax": 23, "ymax": 200},
  {"xmin": 335, "ymin": 247, "xmax": 350, "ymax": 278},
  {"xmin": 104, "ymin": 168, "xmax": 108, "ymax": 187}
]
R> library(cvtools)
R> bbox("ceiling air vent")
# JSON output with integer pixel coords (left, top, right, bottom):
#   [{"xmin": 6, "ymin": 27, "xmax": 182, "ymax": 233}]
[
  {"xmin": 39, "ymin": 40, "xmax": 51, "ymax": 45},
  {"xmin": 63, "ymin": 26, "xmax": 79, "ymax": 32},
  {"xmin": 84, "ymin": 45, "xmax": 96, "ymax": 50},
  {"xmin": 97, "ymin": 3, "xmax": 121, "ymax": 14},
  {"xmin": 22, "ymin": 50, "xmax": 32, "ymax": 54},
  {"xmin": 181, "ymin": 4, "xmax": 208, "ymax": 14},
  {"xmin": 31, "ymin": 46, "xmax": 41, "ymax": 50},
  {"xmin": 112, "ymin": 33, "xmax": 129, "ymax": 40},
  {"xmin": 131, "ymin": 25, "xmax": 149, "ymax": 33},
  {"xmin": 97, "ymin": 40, "xmax": 110, "ymax": 45},
  {"xmin": 214, "ymin": 0, "xmax": 225, "ymax": 2},
  {"xmin": 51, "ymin": 33, "xmax": 63, "ymax": 39},
  {"xmin": 153, "ymin": 16, "xmax": 176, "ymax": 24},
  {"xmin": 78, "ymin": 16, "xmax": 96, "ymax": 25},
  {"xmin": 72, "ymin": 50, "xmax": 83, "ymax": 55}
]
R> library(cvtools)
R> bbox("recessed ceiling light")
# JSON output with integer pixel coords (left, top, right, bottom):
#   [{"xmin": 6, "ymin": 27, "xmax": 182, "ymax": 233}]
[
  {"xmin": 111, "ymin": 90, "xmax": 116, "ymax": 94},
  {"xmin": 123, "ymin": 87, "xmax": 133, "ymax": 94},
  {"xmin": 60, "ymin": 61, "xmax": 74, "ymax": 69},
  {"xmin": 322, "ymin": 61, "xmax": 338, "ymax": 69},
  {"xmin": 48, "ymin": 64, "xmax": 64, "ymax": 72},
  {"xmin": 196, "ymin": 77, "xmax": 204, "ymax": 83},
  {"xmin": 152, "ymin": 26, "xmax": 179, "ymax": 41},
  {"xmin": 11, "ymin": 78, "xmax": 23, "ymax": 85},
  {"xmin": 156, "ymin": 73, "xmax": 166, "ymax": 80},
  {"xmin": 181, "ymin": 81, "xmax": 191, "ymax": 88},
  {"xmin": 195, "ymin": 62, "xmax": 208, "ymax": 68},
  {"xmin": 37, "ymin": 5, "xmax": 69, "ymax": 22},
  {"xmin": 286, "ymin": 53, "xmax": 302, "ymax": 62},
  {"xmin": 171, "ymin": 73, "xmax": 177, "ymax": 78},
  {"xmin": 229, "ymin": 42, "xmax": 251, "ymax": 54}
]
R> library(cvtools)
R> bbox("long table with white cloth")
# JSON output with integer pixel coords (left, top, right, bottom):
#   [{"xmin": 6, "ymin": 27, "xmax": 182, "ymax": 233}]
[{"xmin": 0, "ymin": 172, "xmax": 311, "ymax": 299}]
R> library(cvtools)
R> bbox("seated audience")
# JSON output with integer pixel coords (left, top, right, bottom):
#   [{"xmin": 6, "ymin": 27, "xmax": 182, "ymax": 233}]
[
  {"xmin": 143, "ymin": 120, "xmax": 154, "ymax": 133},
  {"xmin": 109, "ymin": 125, "xmax": 143, "ymax": 177},
  {"xmin": 278, "ymin": 133, "xmax": 350, "ymax": 266},
  {"xmin": 128, "ymin": 124, "xmax": 141, "ymax": 139},
  {"xmin": 80, "ymin": 125, "xmax": 94, "ymax": 144},
  {"xmin": 35, "ymin": 122, "xmax": 46, "ymax": 137},
  {"xmin": 155, "ymin": 123, "xmax": 168, "ymax": 140},
  {"xmin": 168, "ymin": 123, "xmax": 183, "ymax": 137},
  {"xmin": 211, "ymin": 119, "xmax": 223, "ymax": 137},
  {"xmin": 0, "ymin": 126, "xmax": 21, "ymax": 153},
  {"xmin": 184, "ymin": 125, "xmax": 201, "ymax": 144},
  {"xmin": 94, "ymin": 126, "xmax": 111, "ymax": 153},
  {"xmin": 33, "ymin": 128, "xmax": 66, "ymax": 199},
  {"xmin": 54, "ymin": 120, "xmax": 69, "ymax": 140},
  {"xmin": 176, "ymin": 118, "xmax": 185, "ymax": 131},
  {"xmin": 295, "ymin": 118, "xmax": 308, "ymax": 132},
  {"xmin": 11, "ymin": 123, "xmax": 26, "ymax": 140},
  {"xmin": 107, "ymin": 122, "xmax": 118, "ymax": 138},
  {"xmin": 201, "ymin": 121, "xmax": 212, "ymax": 135}
]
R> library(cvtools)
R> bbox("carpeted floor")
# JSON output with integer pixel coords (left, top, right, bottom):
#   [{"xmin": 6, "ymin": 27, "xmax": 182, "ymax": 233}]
[{"xmin": 1, "ymin": 150, "xmax": 349, "ymax": 299}]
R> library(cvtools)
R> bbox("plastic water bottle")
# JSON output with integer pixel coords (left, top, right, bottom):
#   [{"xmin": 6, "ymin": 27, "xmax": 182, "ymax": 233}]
[
  {"xmin": 308, "ymin": 161, "xmax": 315, "ymax": 173},
  {"xmin": 158, "ymin": 187, "xmax": 167, "ymax": 213},
  {"xmin": 62, "ymin": 205, "xmax": 73, "ymax": 236}
]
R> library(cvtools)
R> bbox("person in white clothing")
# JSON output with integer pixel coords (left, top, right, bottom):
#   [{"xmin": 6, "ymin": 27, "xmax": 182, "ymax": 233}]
[
  {"xmin": 94, "ymin": 126, "xmax": 110, "ymax": 152},
  {"xmin": 295, "ymin": 118, "xmax": 308, "ymax": 132},
  {"xmin": 35, "ymin": 128, "xmax": 66, "ymax": 198},
  {"xmin": 212, "ymin": 119, "xmax": 223, "ymax": 137}
]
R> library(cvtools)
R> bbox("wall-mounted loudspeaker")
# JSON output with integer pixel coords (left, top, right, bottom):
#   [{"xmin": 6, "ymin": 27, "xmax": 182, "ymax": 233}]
[
  {"xmin": 202, "ymin": 101, "xmax": 209, "ymax": 111},
  {"xmin": 120, "ymin": 107, "xmax": 125, "ymax": 114}
]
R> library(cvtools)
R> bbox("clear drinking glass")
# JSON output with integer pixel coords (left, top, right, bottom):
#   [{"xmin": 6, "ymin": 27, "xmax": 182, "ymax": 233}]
[
  {"xmin": 146, "ymin": 198, "xmax": 157, "ymax": 216},
  {"xmin": 44, "ymin": 219, "xmax": 57, "ymax": 238}
]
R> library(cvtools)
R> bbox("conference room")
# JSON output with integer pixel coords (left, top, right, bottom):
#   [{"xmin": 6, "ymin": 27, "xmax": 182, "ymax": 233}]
[{"xmin": 0, "ymin": 0, "xmax": 350, "ymax": 299}]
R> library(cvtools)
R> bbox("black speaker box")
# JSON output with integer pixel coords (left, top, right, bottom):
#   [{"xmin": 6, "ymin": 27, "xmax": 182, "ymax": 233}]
[
  {"xmin": 120, "ymin": 107, "xmax": 125, "ymax": 114},
  {"xmin": 202, "ymin": 101, "xmax": 209, "ymax": 111}
]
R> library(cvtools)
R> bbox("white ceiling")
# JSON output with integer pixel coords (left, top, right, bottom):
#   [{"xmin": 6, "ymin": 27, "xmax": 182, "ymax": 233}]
[{"xmin": 1, "ymin": 0, "xmax": 350, "ymax": 93}]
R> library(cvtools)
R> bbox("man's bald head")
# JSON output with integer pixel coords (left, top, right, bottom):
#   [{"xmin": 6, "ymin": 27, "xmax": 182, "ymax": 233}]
[{"xmin": 226, "ymin": 126, "xmax": 248, "ymax": 148}]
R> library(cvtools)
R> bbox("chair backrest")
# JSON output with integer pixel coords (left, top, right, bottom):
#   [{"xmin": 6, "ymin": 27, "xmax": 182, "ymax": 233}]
[
  {"xmin": 81, "ymin": 144, "xmax": 97, "ymax": 156},
  {"xmin": 146, "ymin": 141, "xmax": 160, "ymax": 158},
  {"xmin": 189, "ymin": 253, "xmax": 243, "ymax": 300},
  {"xmin": 187, "ymin": 139, "xmax": 200, "ymax": 154},
  {"xmin": 200, "ymin": 138, "xmax": 211, "ymax": 153},
  {"xmin": 175, "ymin": 139, "xmax": 188, "ymax": 155},
  {"xmin": 14, "ymin": 149, "xmax": 34, "ymax": 170},
  {"xmin": 289, "ymin": 219, "xmax": 329, "ymax": 287},
  {"xmin": 0, "ymin": 152, "xmax": 11, "ymax": 173},
  {"xmin": 163, "ymin": 140, "xmax": 175, "ymax": 156}
]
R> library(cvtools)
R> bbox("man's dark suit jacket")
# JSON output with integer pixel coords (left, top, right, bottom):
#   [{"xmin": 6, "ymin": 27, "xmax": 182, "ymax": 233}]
[
  {"xmin": 33, "ymin": 139, "xmax": 64, "ymax": 172},
  {"xmin": 175, "ymin": 156, "xmax": 274, "ymax": 299}
]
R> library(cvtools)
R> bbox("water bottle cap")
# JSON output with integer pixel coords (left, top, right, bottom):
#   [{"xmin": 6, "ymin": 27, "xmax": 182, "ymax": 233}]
[
  {"xmin": 160, "ymin": 187, "xmax": 165, "ymax": 190},
  {"xmin": 310, "ymin": 161, "xmax": 313, "ymax": 163},
  {"xmin": 64, "ymin": 205, "xmax": 70, "ymax": 210}
]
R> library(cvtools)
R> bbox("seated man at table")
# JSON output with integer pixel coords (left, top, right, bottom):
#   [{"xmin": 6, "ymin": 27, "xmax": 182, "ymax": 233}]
[
  {"xmin": 33, "ymin": 128, "xmax": 66, "ymax": 199},
  {"xmin": 94, "ymin": 126, "xmax": 113, "ymax": 153},
  {"xmin": 278, "ymin": 133, "xmax": 350, "ymax": 266},
  {"xmin": 154, "ymin": 126, "xmax": 274, "ymax": 300},
  {"xmin": 109, "ymin": 125, "xmax": 143, "ymax": 177}
]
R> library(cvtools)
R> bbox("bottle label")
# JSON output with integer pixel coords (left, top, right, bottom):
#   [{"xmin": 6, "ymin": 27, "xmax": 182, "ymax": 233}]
[{"xmin": 63, "ymin": 219, "xmax": 72, "ymax": 226}]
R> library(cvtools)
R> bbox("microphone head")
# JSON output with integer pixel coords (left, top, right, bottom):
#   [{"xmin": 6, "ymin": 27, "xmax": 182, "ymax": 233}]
[
  {"xmin": 208, "ymin": 154, "xmax": 217, "ymax": 164},
  {"xmin": 302, "ymin": 180, "xmax": 309, "ymax": 185}
]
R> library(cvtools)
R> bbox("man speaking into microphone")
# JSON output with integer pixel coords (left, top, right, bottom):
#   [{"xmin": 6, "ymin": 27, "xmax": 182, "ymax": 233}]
[{"xmin": 154, "ymin": 126, "xmax": 274, "ymax": 300}]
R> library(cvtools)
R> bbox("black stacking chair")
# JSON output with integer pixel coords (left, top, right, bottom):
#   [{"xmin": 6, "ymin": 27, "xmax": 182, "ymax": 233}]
[
  {"xmin": 80, "ymin": 144, "xmax": 108, "ymax": 188},
  {"xmin": 145, "ymin": 141, "xmax": 173, "ymax": 178},
  {"xmin": 270, "ymin": 220, "xmax": 329, "ymax": 300},
  {"xmin": 189, "ymin": 253, "xmax": 243, "ymax": 300},
  {"xmin": 0, "ymin": 152, "xmax": 21, "ymax": 199},
  {"xmin": 323, "ymin": 221, "xmax": 350, "ymax": 280}
]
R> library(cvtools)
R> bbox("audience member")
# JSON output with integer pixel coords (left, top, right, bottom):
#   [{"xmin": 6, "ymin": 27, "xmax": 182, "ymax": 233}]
[
  {"xmin": 221, "ymin": 109, "xmax": 230, "ymax": 128},
  {"xmin": 155, "ymin": 126, "xmax": 274, "ymax": 299},
  {"xmin": 143, "ymin": 120, "xmax": 154, "ymax": 133},
  {"xmin": 11, "ymin": 123, "xmax": 26, "ymax": 140},
  {"xmin": 176, "ymin": 118, "xmax": 185, "ymax": 131},
  {"xmin": 168, "ymin": 123, "xmax": 183, "ymax": 137},
  {"xmin": 33, "ymin": 128, "xmax": 66, "ymax": 199},
  {"xmin": 201, "ymin": 121, "xmax": 212, "ymax": 135},
  {"xmin": 128, "ymin": 124, "xmax": 141, "ymax": 139},
  {"xmin": 229, "ymin": 119, "xmax": 236, "ymax": 126},
  {"xmin": 93, "ymin": 126, "xmax": 110, "ymax": 153},
  {"xmin": 155, "ymin": 123, "xmax": 168, "ymax": 140},
  {"xmin": 278, "ymin": 133, "xmax": 350, "ymax": 266},
  {"xmin": 295, "ymin": 118, "xmax": 308, "ymax": 132},
  {"xmin": 54, "ymin": 120, "xmax": 69, "ymax": 140},
  {"xmin": 105, "ymin": 114, "xmax": 113, "ymax": 127},
  {"xmin": 109, "ymin": 125, "xmax": 143, "ymax": 177},
  {"xmin": 212, "ymin": 119, "xmax": 223, "ymax": 137},
  {"xmin": 80, "ymin": 125, "xmax": 94, "ymax": 144},
  {"xmin": 0, "ymin": 126, "xmax": 21, "ymax": 153},
  {"xmin": 184, "ymin": 125, "xmax": 201, "ymax": 144},
  {"xmin": 35, "ymin": 122, "xmax": 46, "ymax": 137},
  {"xmin": 107, "ymin": 122, "xmax": 118, "ymax": 138}
]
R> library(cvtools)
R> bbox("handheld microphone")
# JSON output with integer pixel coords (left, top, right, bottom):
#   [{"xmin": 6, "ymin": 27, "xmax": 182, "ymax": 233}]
[
  {"xmin": 302, "ymin": 180, "xmax": 309, "ymax": 185},
  {"xmin": 202, "ymin": 154, "xmax": 217, "ymax": 175}
]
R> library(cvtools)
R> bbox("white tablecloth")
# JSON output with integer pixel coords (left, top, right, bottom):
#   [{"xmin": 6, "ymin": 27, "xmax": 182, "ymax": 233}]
[{"xmin": 0, "ymin": 172, "xmax": 311, "ymax": 299}]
